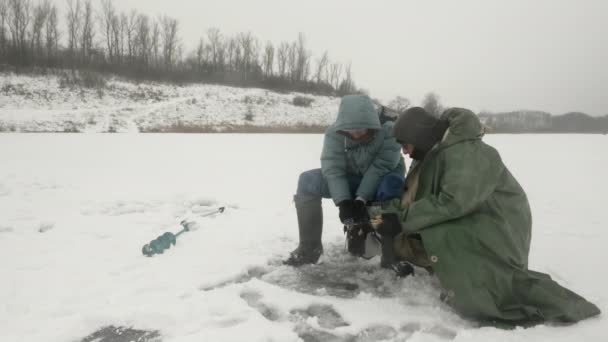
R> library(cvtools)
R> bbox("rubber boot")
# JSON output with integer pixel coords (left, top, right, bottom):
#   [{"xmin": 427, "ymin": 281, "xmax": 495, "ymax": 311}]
[
  {"xmin": 283, "ymin": 194, "xmax": 324, "ymax": 266},
  {"xmin": 379, "ymin": 214, "xmax": 415, "ymax": 278},
  {"xmin": 380, "ymin": 234, "xmax": 397, "ymax": 268},
  {"xmin": 380, "ymin": 234, "xmax": 414, "ymax": 278}
]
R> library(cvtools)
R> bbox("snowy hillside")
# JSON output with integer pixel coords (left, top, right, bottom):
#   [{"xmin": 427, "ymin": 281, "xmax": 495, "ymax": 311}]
[
  {"xmin": 1, "ymin": 134, "xmax": 606, "ymax": 342},
  {"xmin": 0, "ymin": 72, "xmax": 339, "ymax": 133}
]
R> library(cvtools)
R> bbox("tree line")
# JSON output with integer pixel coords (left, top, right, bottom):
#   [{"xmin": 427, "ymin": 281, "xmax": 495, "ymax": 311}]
[
  {"xmin": 0, "ymin": 0, "xmax": 358, "ymax": 95},
  {"xmin": 383, "ymin": 94, "xmax": 608, "ymax": 134},
  {"xmin": 478, "ymin": 110, "xmax": 608, "ymax": 133}
]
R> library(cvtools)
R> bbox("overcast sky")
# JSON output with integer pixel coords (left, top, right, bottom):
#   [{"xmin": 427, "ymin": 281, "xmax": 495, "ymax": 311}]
[{"xmin": 109, "ymin": 0, "xmax": 607, "ymax": 115}]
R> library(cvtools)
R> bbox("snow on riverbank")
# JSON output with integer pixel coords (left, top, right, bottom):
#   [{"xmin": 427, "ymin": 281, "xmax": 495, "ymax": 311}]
[{"xmin": 0, "ymin": 72, "xmax": 339, "ymax": 133}]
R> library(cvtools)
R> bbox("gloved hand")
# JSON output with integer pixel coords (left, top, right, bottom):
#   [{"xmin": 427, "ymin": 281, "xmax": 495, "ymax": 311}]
[
  {"xmin": 376, "ymin": 213, "xmax": 402, "ymax": 237},
  {"xmin": 338, "ymin": 199, "xmax": 368, "ymax": 223}
]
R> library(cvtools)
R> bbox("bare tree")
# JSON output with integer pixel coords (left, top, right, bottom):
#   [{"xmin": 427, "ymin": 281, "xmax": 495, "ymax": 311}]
[
  {"xmin": 329, "ymin": 62, "xmax": 342, "ymax": 90},
  {"xmin": 262, "ymin": 40, "xmax": 274, "ymax": 77},
  {"xmin": 150, "ymin": 18, "xmax": 159, "ymax": 67},
  {"xmin": 237, "ymin": 31, "xmax": 249, "ymax": 73},
  {"xmin": 250, "ymin": 37, "xmax": 260, "ymax": 73},
  {"xmin": 160, "ymin": 15, "xmax": 178, "ymax": 69},
  {"xmin": 388, "ymin": 96, "xmax": 411, "ymax": 113},
  {"xmin": 287, "ymin": 41, "xmax": 297, "ymax": 81},
  {"xmin": 338, "ymin": 62, "xmax": 356, "ymax": 94},
  {"xmin": 30, "ymin": 0, "xmax": 50, "ymax": 61},
  {"xmin": 135, "ymin": 13, "xmax": 151, "ymax": 67},
  {"xmin": 216, "ymin": 39, "xmax": 226, "ymax": 72},
  {"xmin": 174, "ymin": 41, "xmax": 183, "ymax": 67},
  {"xmin": 99, "ymin": 0, "xmax": 116, "ymax": 63},
  {"xmin": 65, "ymin": 0, "xmax": 81, "ymax": 65},
  {"xmin": 79, "ymin": 0, "xmax": 94, "ymax": 63},
  {"xmin": 314, "ymin": 50, "xmax": 328, "ymax": 84},
  {"xmin": 44, "ymin": 2, "xmax": 59, "ymax": 63},
  {"xmin": 124, "ymin": 9, "xmax": 137, "ymax": 64},
  {"xmin": 421, "ymin": 92, "xmax": 443, "ymax": 117},
  {"xmin": 232, "ymin": 37, "xmax": 241, "ymax": 72},
  {"xmin": 206, "ymin": 27, "xmax": 221, "ymax": 71},
  {"xmin": 195, "ymin": 37, "xmax": 204, "ymax": 72},
  {"xmin": 8, "ymin": 0, "xmax": 32, "ymax": 64},
  {"xmin": 225, "ymin": 36, "xmax": 237, "ymax": 71},
  {"xmin": 238, "ymin": 31, "xmax": 257, "ymax": 75},
  {"xmin": 303, "ymin": 57, "xmax": 311, "ymax": 82},
  {"xmin": 295, "ymin": 32, "xmax": 310, "ymax": 82},
  {"xmin": 276, "ymin": 41, "xmax": 288, "ymax": 79},
  {"xmin": 114, "ymin": 12, "xmax": 125, "ymax": 63},
  {"xmin": 0, "ymin": 0, "xmax": 9, "ymax": 60}
]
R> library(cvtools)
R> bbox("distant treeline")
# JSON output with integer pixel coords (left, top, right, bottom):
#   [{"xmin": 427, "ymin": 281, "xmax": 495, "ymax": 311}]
[
  {"xmin": 479, "ymin": 111, "xmax": 608, "ymax": 133},
  {"xmin": 0, "ymin": 0, "xmax": 359, "ymax": 96},
  {"xmin": 382, "ymin": 94, "xmax": 608, "ymax": 134}
]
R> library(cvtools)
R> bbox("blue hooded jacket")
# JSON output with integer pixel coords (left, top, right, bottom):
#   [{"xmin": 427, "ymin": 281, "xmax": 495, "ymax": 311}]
[{"xmin": 321, "ymin": 95, "xmax": 405, "ymax": 204}]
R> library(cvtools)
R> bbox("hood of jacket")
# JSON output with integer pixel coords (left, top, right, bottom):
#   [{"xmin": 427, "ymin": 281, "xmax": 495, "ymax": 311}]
[
  {"xmin": 330, "ymin": 95, "xmax": 381, "ymax": 132},
  {"xmin": 438, "ymin": 107, "xmax": 485, "ymax": 147}
]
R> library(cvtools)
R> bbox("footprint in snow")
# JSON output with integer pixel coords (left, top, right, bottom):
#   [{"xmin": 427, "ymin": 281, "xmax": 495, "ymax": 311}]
[
  {"xmin": 351, "ymin": 325, "xmax": 399, "ymax": 342},
  {"xmin": 239, "ymin": 289, "xmax": 282, "ymax": 321},
  {"xmin": 289, "ymin": 304, "xmax": 349, "ymax": 329},
  {"xmin": 79, "ymin": 325, "xmax": 161, "ymax": 342},
  {"xmin": 400, "ymin": 322, "xmax": 457, "ymax": 340},
  {"xmin": 200, "ymin": 243, "xmax": 437, "ymax": 299}
]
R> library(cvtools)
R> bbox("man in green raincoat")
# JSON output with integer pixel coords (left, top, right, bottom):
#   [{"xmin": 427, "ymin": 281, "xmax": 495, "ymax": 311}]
[
  {"xmin": 377, "ymin": 106, "xmax": 600, "ymax": 325},
  {"xmin": 284, "ymin": 95, "xmax": 406, "ymax": 267}
]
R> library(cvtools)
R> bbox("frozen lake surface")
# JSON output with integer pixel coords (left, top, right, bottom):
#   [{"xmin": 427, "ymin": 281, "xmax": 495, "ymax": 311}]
[{"xmin": 0, "ymin": 134, "xmax": 606, "ymax": 341}]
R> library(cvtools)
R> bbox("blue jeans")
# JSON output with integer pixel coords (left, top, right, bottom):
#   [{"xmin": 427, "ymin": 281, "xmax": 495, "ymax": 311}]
[{"xmin": 296, "ymin": 168, "xmax": 404, "ymax": 202}]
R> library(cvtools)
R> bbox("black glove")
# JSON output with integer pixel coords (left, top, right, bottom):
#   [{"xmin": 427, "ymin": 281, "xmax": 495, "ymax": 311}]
[
  {"xmin": 338, "ymin": 199, "xmax": 368, "ymax": 223},
  {"xmin": 376, "ymin": 213, "xmax": 402, "ymax": 238}
]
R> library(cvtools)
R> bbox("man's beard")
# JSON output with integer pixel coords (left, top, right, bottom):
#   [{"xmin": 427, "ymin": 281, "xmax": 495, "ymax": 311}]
[{"xmin": 410, "ymin": 147, "xmax": 426, "ymax": 161}]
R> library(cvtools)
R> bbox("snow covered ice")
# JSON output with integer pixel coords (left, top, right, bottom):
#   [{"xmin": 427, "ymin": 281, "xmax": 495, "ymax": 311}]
[{"xmin": 1, "ymin": 133, "xmax": 607, "ymax": 341}]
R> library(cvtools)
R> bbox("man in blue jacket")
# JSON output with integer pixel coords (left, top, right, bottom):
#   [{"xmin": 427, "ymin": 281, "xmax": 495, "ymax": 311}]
[{"xmin": 284, "ymin": 95, "xmax": 406, "ymax": 266}]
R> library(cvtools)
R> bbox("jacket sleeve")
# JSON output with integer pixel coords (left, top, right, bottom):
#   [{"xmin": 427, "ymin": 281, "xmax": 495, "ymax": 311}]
[
  {"xmin": 321, "ymin": 132, "xmax": 351, "ymax": 205},
  {"xmin": 401, "ymin": 143, "xmax": 504, "ymax": 232},
  {"xmin": 356, "ymin": 125, "xmax": 402, "ymax": 200}
]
